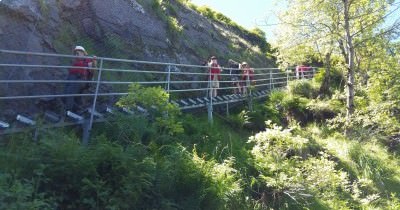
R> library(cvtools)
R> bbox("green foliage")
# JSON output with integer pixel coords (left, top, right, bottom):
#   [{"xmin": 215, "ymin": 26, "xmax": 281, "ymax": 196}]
[
  {"xmin": 287, "ymin": 79, "xmax": 318, "ymax": 98},
  {"xmin": 103, "ymin": 33, "xmax": 128, "ymax": 58},
  {"xmin": 151, "ymin": 0, "xmax": 184, "ymax": 38},
  {"xmin": 194, "ymin": 5, "xmax": 269, "ymax": 53},
  {"xmin": 0, "ymin": 128, "xmax": 250, "ymax": 209},
  {"xmin": 248, "ymin": 122, "xmax": 352, "ymax": 209},
  {"xmin": 38, "ymin": 0, "xmax": 49, "ymax": 17},
  {"xmin": 269, "ymin": 90, "xmax": 311, "ymax": 125},
  {"xmin": 328, "ymin": 101, "xmax": 400, "ymax": 140},
  {"xmin": 307, "ymin": 98, "xmax": 344, "ymax": 122},
  {"xmin": 53, "ymin": 23, "xmax": 77, "ymax": 53},
  {"xmin": 117, "ymin": 83, "xmax": 183, "ymax": 136},
  {"xmin": 313, "ymin": 67, "xmax": 345, "ymax": 92},
  {"xmin": 227, "ymin": 110, "xmax": 251, "ymax": 129},
  {"xmin": 0, "ymin": 172, "xmax": 53, "ymax": 209}
]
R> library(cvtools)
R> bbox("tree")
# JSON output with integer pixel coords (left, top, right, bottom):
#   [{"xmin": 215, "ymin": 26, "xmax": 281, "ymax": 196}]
[{"xmin": 274, "ymin": 0, "xmax": 399, "ymax": 131}]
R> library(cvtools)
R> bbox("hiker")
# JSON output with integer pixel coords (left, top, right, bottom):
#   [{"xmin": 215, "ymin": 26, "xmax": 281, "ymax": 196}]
[
  {"xmin": 208, "ymin": 56, "xmax": 221, "ymax": 98},
  {"xmin": 64, "ymin": 46, "xmax": 97, "ymax": 113},
  {"xmin": 240, "ymin": 62, "xmax": 254, "ymax": 95},
  {"xmin": 296, "ymin": 64, "xmax": 310, "ymax": 79},
  {"xmin": 228, "ymin": 59, "xmax": 242, "ymax": 94}
]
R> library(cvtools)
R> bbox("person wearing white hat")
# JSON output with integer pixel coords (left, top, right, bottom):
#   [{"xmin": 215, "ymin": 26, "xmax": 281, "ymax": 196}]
[{"xmin": 64, "ymin": 45, "xmax": 97, "ymax": 112}]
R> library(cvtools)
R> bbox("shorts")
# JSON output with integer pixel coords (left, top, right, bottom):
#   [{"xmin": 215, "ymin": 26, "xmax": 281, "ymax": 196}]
[{"xmin": 211, "ymin": 79, "xmax": 219, "ymax": 88}]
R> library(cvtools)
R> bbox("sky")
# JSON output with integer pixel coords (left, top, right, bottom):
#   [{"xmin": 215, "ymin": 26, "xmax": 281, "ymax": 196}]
[
  {"xmin": 190, "ymin": 0, "xmax": 284, "ymax": 42},
  {"xmin": 190, "ymin": 0, "xmax": 400, "ymax": 42}
]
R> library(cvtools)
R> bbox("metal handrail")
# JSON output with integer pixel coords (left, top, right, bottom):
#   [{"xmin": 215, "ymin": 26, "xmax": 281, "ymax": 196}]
[{"xmin": 0, "ymin": 49, "xmax": 318, "ymax": 141}]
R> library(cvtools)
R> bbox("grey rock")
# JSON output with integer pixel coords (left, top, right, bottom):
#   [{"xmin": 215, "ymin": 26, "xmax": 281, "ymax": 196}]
[
  {"xmin": 59, "ymin": 0, "xmax": 82, "ymax": 10},
  {"xmin": 0, "ymin": 0, "xmax": 273, "ymax": 121}
]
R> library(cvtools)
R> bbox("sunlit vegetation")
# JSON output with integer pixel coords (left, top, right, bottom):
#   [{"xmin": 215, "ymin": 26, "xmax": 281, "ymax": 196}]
[
  {"xmin": 1, "ymin": 0, "xmax": 400, "ymax": 209},
  {"xmin": 186, "ymin": 3, "xmax": 271, "ymax": 54},
  {"xmin": 2, "ymin": 72, "xmax": 400, "ymax": 209}
]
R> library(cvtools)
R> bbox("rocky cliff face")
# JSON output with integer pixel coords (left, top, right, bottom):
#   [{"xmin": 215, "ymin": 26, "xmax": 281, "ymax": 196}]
[{"xmin": 0, "ymin": 0, "xmax": 273, "ymax": 119}]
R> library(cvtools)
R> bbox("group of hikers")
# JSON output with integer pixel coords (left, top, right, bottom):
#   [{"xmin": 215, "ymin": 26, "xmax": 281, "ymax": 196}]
[
  {"xmin": 205, "ymin": 55, "xmax": 255, "ymax": 98},
  {"xmin": 65, "ymin": 46, "xmax": 257, "ymax": 112},
  {"xmin": 65, "ymin": 45, "xmax": 312, "ymax": 113}
]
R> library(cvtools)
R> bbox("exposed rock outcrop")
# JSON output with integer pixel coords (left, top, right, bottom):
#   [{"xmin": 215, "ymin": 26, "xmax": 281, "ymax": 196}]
[{"xmin": 0, "ymin": 0, "xmax": 273, "ymax": 119}]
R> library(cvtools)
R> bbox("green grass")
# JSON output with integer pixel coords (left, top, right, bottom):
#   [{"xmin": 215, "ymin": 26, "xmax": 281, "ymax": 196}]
[{"xmin": 2, "ymin": 82, "xmax": 400, "ymax": 209}]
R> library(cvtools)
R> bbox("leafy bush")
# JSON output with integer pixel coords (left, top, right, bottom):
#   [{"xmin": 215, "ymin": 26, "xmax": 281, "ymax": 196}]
[
  {"xmin": 248, "ymin": 122, "xmax": 353, "ymax": 209},
  {"xmin": 313, "ymin": 67, "xmax": 345, "ymax": 93},
  {"xmin": 307, "ymin": 98, "xmax": 344, "ymax": 122},
  {"xmin": 328, "ymin": 101, "xmax": 400, "ymax": 140},
  {"xmin": 0, "ymin": 172, "xmax": 54, "ymax": 209},
  {"xmin": 151, "ymin": 0, "xmax": 184, "ymax": 37},
  {"xmin": 117, "ymin": 84, "xmax": 183, "ymax": 136},
  {"xmin": 287, "ymin": 79, "xmax": 317, "ymax": 98},
  {"xmin": 226, "ymin": 110, "xmax": 251, "ymax": 129}
]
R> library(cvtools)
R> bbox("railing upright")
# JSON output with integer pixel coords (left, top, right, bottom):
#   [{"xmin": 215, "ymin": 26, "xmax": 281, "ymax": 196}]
[
  {"xmin": 286, "ymin": 68, "xmax": 289, "ymax": 86},
  {"xmin": 207, "ymin": 67, "xmax": 213, "ymax": 124},
  {"xmin": 166, "ymin": 65, "xmax": 171, "ymax": 95},
  {"xmin": 247, "ymin": 75, "xmax": 253, "ymax": 111},
  {"xmin": 85, "ymin": 58, "xmax": 104, "ymax": 145},
  {"xmin": 0, "ymin": 49, "xmax": 309, "ymax": 136},
  {"xmin": 269, "ymin": 69, "xmax": 272, "ymax": 90}
]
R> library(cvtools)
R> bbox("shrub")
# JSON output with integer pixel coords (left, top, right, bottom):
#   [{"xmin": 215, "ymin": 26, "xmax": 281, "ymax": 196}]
[
  {"xmin": 0, "ymin": 172, "xmax": 54, "ymax": 209},
  {"xmin": 227, "ymin": 110, "xmax": 251, "ymax": 129},
  {"xmin": 248, "ymin": 123, "xmax": 353, "ymax": 209},
  {"xmin": 327, "ymin": 101, "xmax": 400, "ymax": 140},
  {"xmin": 117, "ymin": 84, "xmax": 183, "ymax": 136},
  {"xmin": 313, "ymin": 67, "xmax": 345, "ymax": 93},
  {"xmin": 287, "ymin": 79, "xmax": 317, "ymax": 99},
  {"xmin": 307, "ymin": 98, "xmax": 344, "ymax": 122}
]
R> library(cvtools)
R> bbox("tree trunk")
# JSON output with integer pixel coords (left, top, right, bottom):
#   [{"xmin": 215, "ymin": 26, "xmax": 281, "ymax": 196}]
[
  {"xmin": 319, "ymin": 52, "xmax": 332, "ymax": 97},
  {"xmin": 343, "ymin": 0, "xmax": 355, "ymax": 135}
]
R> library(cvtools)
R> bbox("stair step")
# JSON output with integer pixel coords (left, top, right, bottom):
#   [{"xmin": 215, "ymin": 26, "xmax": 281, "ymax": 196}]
[
  {"xmin": 188, "ymin": 98, "xmax": 197, "ymax": 104},
  {"xmin": 66, "ymin": 111, "xmax": 84, "ymax": 121},
  {"xmin": 180, "ymin": 99, "xmax": 189, "ymax": 106},
  {"xmin": 16, "ymin": 115, "xmax": 36, "ymax": 126},
  {"xmin": 44, "ymin": 111, "xmax": 61, "ymax": 123},
  {"xmin": 0, "ymin": 120, "xmax": 10, "ymax": 128},
  {"xmin": 171, "ymin": 100, "xmax": 181, "ymax": 107},
  {"xmin": 87, "ymin": 108, "xmax": 103, "ymax": 118},
  {"xmin": 196, "ymin": 98, "xmax": 204, "ymax": 103}
]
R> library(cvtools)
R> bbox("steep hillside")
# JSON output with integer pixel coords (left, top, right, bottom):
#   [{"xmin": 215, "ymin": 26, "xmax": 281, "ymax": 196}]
[
  {"xmin": 0, "ymin": 0, "xmax": 272, "ymax": 65},
  {"xmin": 0, "ymin": 0, "xmax": 273, "ymax": 118}
]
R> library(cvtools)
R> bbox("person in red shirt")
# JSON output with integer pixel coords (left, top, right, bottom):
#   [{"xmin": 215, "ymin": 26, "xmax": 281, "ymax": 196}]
[
  {"xmin": 296, "ymin": 64, "xmax": 310, "ymax": 79},
  {"xmin": 64, "ymin": 46, "xmax": 96, "ymax": 112},
  {"xmin": 240, "ymin": 62, "xmax": 254, "ymax": 95},
  {"xmin": 208, "ymin": 56, "xmax": 221, "ymax": 97}
]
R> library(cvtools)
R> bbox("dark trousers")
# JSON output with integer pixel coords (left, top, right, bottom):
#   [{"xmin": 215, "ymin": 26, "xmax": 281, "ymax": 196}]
[{"xmin": 64, "ymin": 74, "xmax": 86, "ymax": 112}]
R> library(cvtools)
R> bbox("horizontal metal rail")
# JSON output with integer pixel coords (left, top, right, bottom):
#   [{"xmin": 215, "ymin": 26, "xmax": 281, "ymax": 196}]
[{"xmin": 0, "ymin": 49, "xmax": 318, "ymax": 139}]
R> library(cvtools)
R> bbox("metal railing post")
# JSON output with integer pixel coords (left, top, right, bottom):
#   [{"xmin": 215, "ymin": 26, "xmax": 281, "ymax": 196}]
[
  {"xmin": 166, "ymin": 65, "xmax": 171, "ymax": 103},
  {"xmin": 85, "ymin": 58, "xmax": 103, "ymax": 145},
  {"xmin": 166, "ymin": 65, "xmax": 171, "ymax": 94},
  {"xmin": 269, "ymin": 69, "xmax": 272, "ymax": 90},
  {"xmin": 286, "ymin": 68, "xmax": 289, "ymax": 87},
  {"xmin": 208, "ymin": 67, "xmax": 213, "ymax": 124},
  {"xmin": 247, "ymin": 75, "xmax": 253, "ymax": 112}
]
